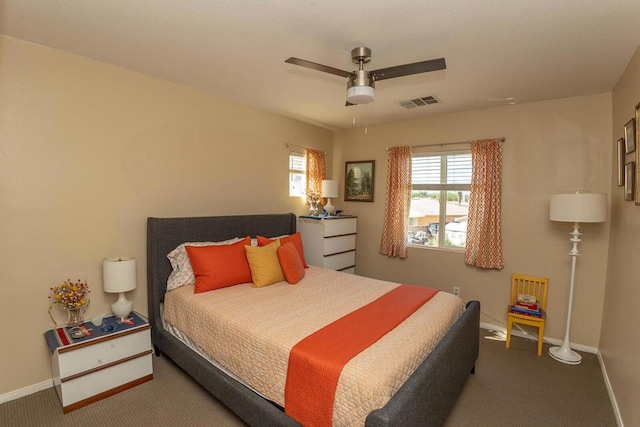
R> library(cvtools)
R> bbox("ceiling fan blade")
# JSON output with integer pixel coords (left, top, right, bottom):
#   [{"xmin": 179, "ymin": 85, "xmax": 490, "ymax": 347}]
[
  {"xmin": 285, "ymin": 57, "xmax": 352, "ymax": 79},
  {"xmin": 370, "ymin": 58, "xmax": 446, "ymax": 81}
]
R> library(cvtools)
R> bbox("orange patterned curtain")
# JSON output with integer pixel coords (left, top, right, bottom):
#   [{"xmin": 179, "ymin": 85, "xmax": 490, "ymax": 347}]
[
  {"xmin": 379, "ymin": 146, "xmax": 412, "ymax": 258},
  {"xmin": 305, "ymin": 149, "xmax": 326, "ymax": 203},
  {"xmin": 465, "ymin": 139, "xmax": 504, "ymax": 269}
]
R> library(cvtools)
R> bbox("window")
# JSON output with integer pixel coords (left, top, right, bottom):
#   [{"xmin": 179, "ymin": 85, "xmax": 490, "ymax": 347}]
[
  {"xmin": 289, "ymin": 151, "xmax": 306, "ymax": 197},
  {"xmin": 409, "ymin": 149, "xmax": 472, "ymax": 249}
]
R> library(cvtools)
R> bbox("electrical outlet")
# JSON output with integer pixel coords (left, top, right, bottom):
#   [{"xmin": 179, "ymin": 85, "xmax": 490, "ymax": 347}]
[{"xmin": 453, "ymin": 286, "xmax": 460, "ymax": 297}]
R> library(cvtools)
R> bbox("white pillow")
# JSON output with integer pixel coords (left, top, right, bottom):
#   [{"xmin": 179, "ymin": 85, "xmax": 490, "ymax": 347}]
[{"xmin": 166, "ymin": 238, "xmax": 241, "ymax": 291}]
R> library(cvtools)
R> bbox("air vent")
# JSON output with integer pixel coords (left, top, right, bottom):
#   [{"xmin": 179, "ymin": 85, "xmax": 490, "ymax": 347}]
[{"xmin": 399, "ymin": 95, "xmax": 440, "ymax": 109}]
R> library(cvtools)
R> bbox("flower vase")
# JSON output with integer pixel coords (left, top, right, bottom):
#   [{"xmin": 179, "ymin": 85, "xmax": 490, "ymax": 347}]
[
  {"xmin": 65, "ymin": 301, "xmax": 89, "ymax": 327},
  {"xmin": 309, "ymin": 199, "xmax": 319, "ymax": 215},
  {"xmin": 66, "ymin": 307, "xmax": 84, "ymax": 327}
]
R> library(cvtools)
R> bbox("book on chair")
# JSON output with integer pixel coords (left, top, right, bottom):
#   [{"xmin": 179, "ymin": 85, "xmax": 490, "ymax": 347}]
[{"xmin": 509, "ymin": 304, "xmax": 542, "ymax": 318}]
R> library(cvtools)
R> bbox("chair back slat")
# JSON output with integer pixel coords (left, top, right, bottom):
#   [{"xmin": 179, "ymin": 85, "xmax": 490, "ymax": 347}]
[{"xmin": 510, "ymin": 273, "xmax": 549, "ymax": 310}]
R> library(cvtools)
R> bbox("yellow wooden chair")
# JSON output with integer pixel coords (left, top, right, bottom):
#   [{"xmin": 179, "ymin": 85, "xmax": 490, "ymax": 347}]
[{"xmin": 506, "ymin": 273, "xmax": 548, "ymax": 356}]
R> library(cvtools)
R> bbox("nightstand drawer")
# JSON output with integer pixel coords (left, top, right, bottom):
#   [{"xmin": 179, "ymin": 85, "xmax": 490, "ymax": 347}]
[
  {"xmin": 57, "ymin": 328, "xmax": 151, "ymax": 379},
  {"xmin": 59, "ymin": 353, "xmax": 153, "ymax": 407},
  {"xmin": 323, "ymin": 250, "xmax": 355, "ymax": 270},
  {"xmin": 323, "ymin": 234, "xmax": 356, "ymax": 255},
  {"xmin": 323, "ymin": 218, "xmax": 357, "ymax": 237}
]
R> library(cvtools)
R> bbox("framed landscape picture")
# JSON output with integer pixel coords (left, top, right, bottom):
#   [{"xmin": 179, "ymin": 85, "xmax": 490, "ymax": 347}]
[{"xmin": 345, "ymin": 160, "xmax": 375, "ymax": 202}]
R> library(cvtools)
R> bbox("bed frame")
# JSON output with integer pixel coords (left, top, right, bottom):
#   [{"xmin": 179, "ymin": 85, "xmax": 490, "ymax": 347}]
[{"xmin": 147, "ymin": 213, "xmax": 480, "ymax": 427}]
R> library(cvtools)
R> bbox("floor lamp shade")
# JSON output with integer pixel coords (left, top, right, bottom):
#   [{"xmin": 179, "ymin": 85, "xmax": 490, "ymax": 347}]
[
  {"xmin": 548, "ymin": 191, "xmax": 606, "ymax": 364},
  {"xmin": 103, "ymin": 257, "xmax": 137, "ymax": 320},
  {"xmin": 322, "ymin": 180, "xmax": 339, "ymax": 215},
  {"xmin": 550, "ymin": 192, "xmax": 607, "ymax": 223}
]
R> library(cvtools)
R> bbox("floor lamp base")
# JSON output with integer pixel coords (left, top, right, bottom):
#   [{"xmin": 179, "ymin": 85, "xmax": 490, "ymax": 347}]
[{"xmin": 549, "ymin": 345, "xmax": 582, "ymax": 365}]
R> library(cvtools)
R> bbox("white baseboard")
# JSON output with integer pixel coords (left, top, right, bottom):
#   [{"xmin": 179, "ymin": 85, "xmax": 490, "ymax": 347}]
[
  {"xmin": 0, "ymin": 379, "xmax": 53, "ymax": 405},
  {"xmin": 597, "ymin": 350, "xmax": 624, "ymax": 427},
  {"xmin": 480, "ymin": 320, "xmax": 598, "ymax": 354}
]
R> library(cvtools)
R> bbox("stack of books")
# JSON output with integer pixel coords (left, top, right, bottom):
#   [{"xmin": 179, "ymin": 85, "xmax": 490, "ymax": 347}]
[{"xmin": 510, "ymin": 294, "xmax": 542, "ymax": 318}]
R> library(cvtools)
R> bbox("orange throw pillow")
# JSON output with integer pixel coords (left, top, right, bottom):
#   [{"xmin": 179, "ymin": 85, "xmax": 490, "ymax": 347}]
[
  {"xmin": 186, "ymin": 236, "xmax": 252, "ymax": 293},
  {"xmin": 257, "ymin": 232, "xmax": 308, "ymax": 268},
  {"xmin": 277, "ymin": 242, "xmax": 305, "ymax": 284}
]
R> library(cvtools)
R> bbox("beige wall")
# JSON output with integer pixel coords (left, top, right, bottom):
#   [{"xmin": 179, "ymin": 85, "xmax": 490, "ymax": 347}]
[
  {"xmin": 333, "ymin": 94, "xmax": 612, "ymax": 349},
  {"xmin": 602, "ymin": 44, "xmax": 640, "ymax": 426},
  {"xmin": 0, "ymin": 36, "xmax": 332, "ymax": 395}
]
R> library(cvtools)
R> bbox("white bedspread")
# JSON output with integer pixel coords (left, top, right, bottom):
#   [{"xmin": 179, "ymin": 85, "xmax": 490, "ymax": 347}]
[{"xmin": 163, "ymin": 266, "xmax": 464, "ymax": 426}]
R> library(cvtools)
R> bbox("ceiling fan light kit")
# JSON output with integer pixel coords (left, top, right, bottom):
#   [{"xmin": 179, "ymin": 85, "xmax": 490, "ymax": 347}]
[
  {"xmin": 286, "ymin": 46, "xmax": 446, "ymax": 106},
  {"xmin": 346, "ymin": 86, "xmax": 375, "ymax": 104},
  {"xmin": 346, "ymin": 71, "xmax": 375, "ymax": 104}
]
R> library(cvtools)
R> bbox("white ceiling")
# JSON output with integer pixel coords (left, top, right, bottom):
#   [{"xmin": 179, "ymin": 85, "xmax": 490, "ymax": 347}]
[{"xmin": 1, "ymin": 1, "xmax": 639, "ymax": 130}]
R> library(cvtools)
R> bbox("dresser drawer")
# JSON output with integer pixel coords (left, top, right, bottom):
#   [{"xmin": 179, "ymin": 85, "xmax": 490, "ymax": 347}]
[
  {"xmin": 323, "ymin": 234, "xmax": 356, "ymax": 255},
  {"xmin": 57, "ymin": 328, "xmax": 151, "ymax": 379},
  {"xmin": 323, "ymin": 250, "xmax": 356, "ymax": 270},
  {"xmin": 323, "ymin": 218, "xmax": 357, "ymax": 237}
]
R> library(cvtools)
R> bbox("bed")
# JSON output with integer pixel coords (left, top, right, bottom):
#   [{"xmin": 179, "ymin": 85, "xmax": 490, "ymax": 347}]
[{"xmin": 147, "ymin": 213, "xmax": 480, "ymax": 427}]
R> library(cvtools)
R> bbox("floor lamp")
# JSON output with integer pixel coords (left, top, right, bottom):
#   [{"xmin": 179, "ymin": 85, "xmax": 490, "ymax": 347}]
[{"xmin": 549, "ymin": 191, "xmax": 607, "ymax": 364}]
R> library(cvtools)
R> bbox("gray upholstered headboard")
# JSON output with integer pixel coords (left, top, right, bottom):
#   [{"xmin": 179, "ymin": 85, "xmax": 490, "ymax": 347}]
[{"xmin": 146, "ymin": 213, "xmax": 297, "ymax": 348}]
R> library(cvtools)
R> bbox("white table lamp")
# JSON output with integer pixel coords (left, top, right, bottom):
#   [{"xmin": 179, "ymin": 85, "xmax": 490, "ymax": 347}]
[
  {"xmin": 322, "ymin": 180, "xmax": 339, "ymax": 215},
  {"xmin": 103, "ymin": 257, "xmax": 137, "ymax": 321},
  {"xmin": 549, "ymin": 190, "xmax": 607, "ymax": 364}
]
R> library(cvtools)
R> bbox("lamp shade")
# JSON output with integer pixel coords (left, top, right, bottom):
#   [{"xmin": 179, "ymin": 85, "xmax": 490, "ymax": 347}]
[
  {"xmin": 321, "ymin": 180, "xmax": 339, "ymax": 198},
  {"xmin": 103, "ymin": 257, "xmax": 137, "ymax": 293},
  {"xmin": 549, "ymin": 192, "xmax": 607, "ymax": 223}
]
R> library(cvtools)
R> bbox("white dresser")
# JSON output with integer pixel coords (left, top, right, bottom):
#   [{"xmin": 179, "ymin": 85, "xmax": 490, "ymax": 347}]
[{"xmin": 297, "ymin": 216, "xmax": 357, "ymax": 273}]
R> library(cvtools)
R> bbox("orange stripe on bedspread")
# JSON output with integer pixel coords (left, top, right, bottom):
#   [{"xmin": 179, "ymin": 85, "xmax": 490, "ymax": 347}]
[{"xmin": 285, "ymin": 284, "xmax": 439, "ymax": 427}]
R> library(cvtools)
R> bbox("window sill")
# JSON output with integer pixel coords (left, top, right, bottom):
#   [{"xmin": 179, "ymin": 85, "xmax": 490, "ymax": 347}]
[{"xmin": 407, "ymin": 244, "xmax": 465, "ymax": 253}]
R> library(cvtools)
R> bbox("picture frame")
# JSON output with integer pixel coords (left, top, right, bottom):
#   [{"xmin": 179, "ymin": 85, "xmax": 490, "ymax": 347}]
[
  {"xmin": 617, "ymin": 138, "xmax": 625, "ymax": 186},
  {"xmin": 345, "ymin": 160, "xmax": 375, "ymax": 202},
  {"xmin": 625, "ymin": 161, "xmax": 635, "ymax": 201},
  {"xmin": 624, "ymin": 117, "xmax": 636, "ymax": 153},
  {"xmin": 635, "ymin": 102, "xmax": 640, "ymax": 205}
]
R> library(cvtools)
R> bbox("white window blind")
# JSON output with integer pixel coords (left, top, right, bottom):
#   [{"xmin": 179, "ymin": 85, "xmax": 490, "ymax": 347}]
[
  {"xmin": 409, "ymin": 150, "xmax": 472, "ymax": 248},
  {"xmin": 289, "ymin": 151, "xmax": 306, "ymax": 197}
]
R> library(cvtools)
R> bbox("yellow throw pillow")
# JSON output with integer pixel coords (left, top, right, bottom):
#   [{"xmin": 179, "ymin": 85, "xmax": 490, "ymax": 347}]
[{"xmin": 245, "ymin": 240, "xmax": 285, "ymax": 287}]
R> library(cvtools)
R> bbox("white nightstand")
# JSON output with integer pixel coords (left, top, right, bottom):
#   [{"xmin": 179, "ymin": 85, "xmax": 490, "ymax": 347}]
[
  {"xmin": 44, "ymin": 312, "xmax": 153, "ymax": 413},
  {"xmin": 297, "ymin": 215, "xmax": 357, "ymax": 273}
]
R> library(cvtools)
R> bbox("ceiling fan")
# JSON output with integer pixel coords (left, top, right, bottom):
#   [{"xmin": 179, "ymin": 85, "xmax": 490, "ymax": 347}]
[{"xmin": 285, "ymin": 47, "xmax": 446, "ymax": 106}]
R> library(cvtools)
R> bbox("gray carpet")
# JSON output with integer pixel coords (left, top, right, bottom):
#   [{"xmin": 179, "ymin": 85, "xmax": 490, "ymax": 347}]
[{"xmin": 0, "ymin": 329, "xmax": 616, "ymax": 426}]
